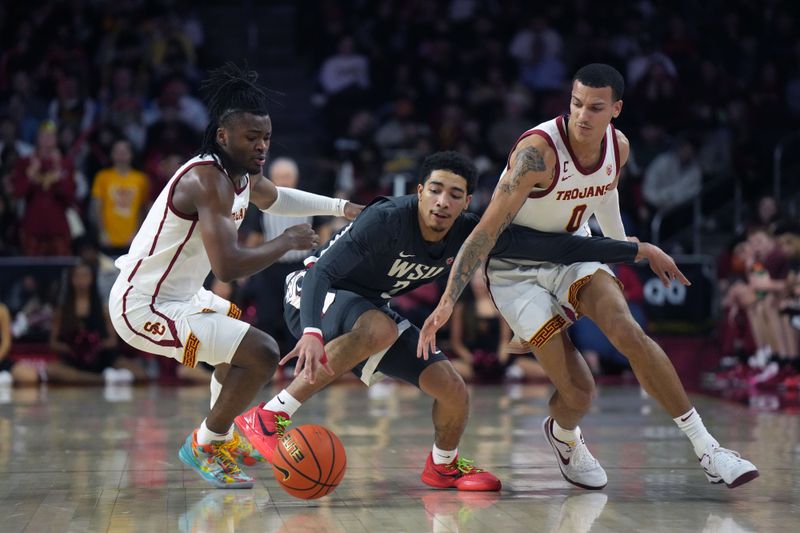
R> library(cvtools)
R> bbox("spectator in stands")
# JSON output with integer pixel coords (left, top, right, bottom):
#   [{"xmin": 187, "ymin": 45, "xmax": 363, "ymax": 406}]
[
  {"xmin": 73, "ymin": 236, "xmax": 119, "ymax": 302},
  {"xmin": 642, "ymin": 136, "xmax": 702, "ymax": 211},
  {"xmin": 749, "ymin": 195, "xmax": 782, "ymax": 233},
  {"xmin": 318, "ymin": 35, "xmax": 371, "ymax": 136},
  {"xmin": 722, "ymin": 228, "xmax": 794, "ymax": 387},
  {"xmin": 0, "ymin": 302, "xmax": 39, "ymax": 386},
  {"xmin": 12, "ymin": 121, "xmax": 76, "ymax": 256},
  {"xmin": 91, "ymin": 139, "xmax": 150, "ymax": 256},
  {"xmin": 46, "ymin": 261, "xmax": 145, "ymax": 385},
  {"xmin": 47, "ymin": 72, "xmax": 96, "ymax": 136}
]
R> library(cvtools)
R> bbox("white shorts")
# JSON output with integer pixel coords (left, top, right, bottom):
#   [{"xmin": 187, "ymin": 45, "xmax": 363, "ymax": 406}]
[
  {"xmin": 486, "ymin": 258, "xmax": 619, "ymax": 350},
  {"xmin": 109, "ymin": 278, "xmax": 250, "ymax": 367}
]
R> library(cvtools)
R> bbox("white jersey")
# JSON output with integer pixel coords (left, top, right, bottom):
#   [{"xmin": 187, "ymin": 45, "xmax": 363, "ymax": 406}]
[
  {"xmin": 504, "ymin": 114, "xmax": 620, "ymax": 236},
  {"xmin": 115, "ymin": 154, "xmax": 250, "ymax": 300}
]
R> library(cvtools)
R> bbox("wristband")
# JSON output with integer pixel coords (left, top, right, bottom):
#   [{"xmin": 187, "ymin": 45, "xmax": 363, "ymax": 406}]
[
  {"xmin": 303, "ymin": 328, "xmax": 324, "ymax": 345},
  {"xmin": 302, "ymin": 328, "xmax": 328, "ymax": 364}
]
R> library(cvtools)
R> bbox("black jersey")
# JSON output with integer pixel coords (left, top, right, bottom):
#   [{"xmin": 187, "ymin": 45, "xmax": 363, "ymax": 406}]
[{"xmin": 298, "ymin": 195, "xmax": 636, "ymax": 331}]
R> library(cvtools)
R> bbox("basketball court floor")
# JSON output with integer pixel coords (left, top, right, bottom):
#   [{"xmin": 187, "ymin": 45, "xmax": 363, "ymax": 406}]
[{"xmin": 1, "ymin": 380, "xmax": 797, "ymax": 532}]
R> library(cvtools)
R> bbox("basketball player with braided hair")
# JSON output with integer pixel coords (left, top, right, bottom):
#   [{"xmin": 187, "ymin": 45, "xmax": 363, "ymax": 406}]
[{"xmin": 109, "ymin": 63, "xmax": 362, "ymax": 488}]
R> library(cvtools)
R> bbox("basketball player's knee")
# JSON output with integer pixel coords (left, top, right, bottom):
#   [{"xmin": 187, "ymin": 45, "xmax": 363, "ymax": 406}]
[
  {"xmin": 438, "ymin": 365, "xmax": 468, "ymax": 404},
  {"xmin": 608, "ymin": 320, "xmax": 650, "ymax": 359},
  {"xmin": 563, "ymin": 385, "xmax": 595, "ymax": 412},
  {"xmin": 247, "ymin": 331, "xmax": 280, "ymax": 381},
  {"xmin": 366, "ymin": 315, "xmax": 398, "ymax": 348}
]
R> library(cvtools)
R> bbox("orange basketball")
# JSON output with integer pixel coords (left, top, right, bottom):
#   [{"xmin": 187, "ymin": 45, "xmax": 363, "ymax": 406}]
[{"xmin": 271, "ymin": 424, "xmax": 347, "ymax": 499}]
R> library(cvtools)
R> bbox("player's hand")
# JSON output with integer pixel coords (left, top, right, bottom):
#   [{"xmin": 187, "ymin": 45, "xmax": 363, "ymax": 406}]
[
  {"xmin": 636, "ymin": 242, "xmax": 691, "ymax": 287},
  {"xmin": 343, "ymin": 202, "xmax": 364, "ymax": 220},
  {"xmin": 280, "ymin": 334, "xmax": 334, "ymax": 384},
  {"xmin": 417, "ymin": 302, "xmax": 454, "ymax": 360},
  {"xmin": 282, "ymin": 223, "xmax": 319, "ymax": 251}
]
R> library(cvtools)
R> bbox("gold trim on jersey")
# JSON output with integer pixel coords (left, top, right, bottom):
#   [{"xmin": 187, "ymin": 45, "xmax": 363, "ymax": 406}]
[
  {"xmin": 182, "ymin": 333, "xmax": 200, "ymax": 367},
  {"xmin": 529, "ymin": 315, "xmax": 568, "ymax": 348}
]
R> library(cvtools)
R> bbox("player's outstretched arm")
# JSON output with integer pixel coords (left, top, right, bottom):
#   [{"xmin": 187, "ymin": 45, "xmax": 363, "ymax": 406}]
[
  {"xmin": 632, "ymin": 240, "xmax": 691, "ymax": 287},
  {"xmin": 417, "ymin": 136, "xmax": 556, "ymax": 359},
  {"xmin": 191, "ymin": 167, "xmax": 319, "ymax": 281},
  {"xmin": 249, "ymin": 172, "xmax": 363, "ymax": 220}
]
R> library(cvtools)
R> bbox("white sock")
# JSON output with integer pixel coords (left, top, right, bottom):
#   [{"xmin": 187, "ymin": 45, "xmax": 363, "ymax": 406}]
[
  {"xmin": 552, "ymin": 419, "xmax": 580, "ymax": 444},
  {"xmin": 210, "ymin": 371, "xmax": 223, "ymax": 409},
  {"xmin": 264, "ymin": 389, "xmax": 302, "ymax": 417},
  {"xmin": 673, "ymin": 408, "xmax": 719, "ymax": 458},
  {"xmin": 432, "ymin": 443, "xmax": 457, "ymax": 465},
  {"xmin": 197, "ymin": 419, "xmax": 232, "ymax": 445}
]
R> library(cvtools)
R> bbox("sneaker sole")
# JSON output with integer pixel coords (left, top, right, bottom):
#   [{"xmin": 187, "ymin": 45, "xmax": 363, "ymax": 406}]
[
  {"xmin": 726, "ymin": 469, "xmax": 760, "ymax": 489},
  {"xmin": 420, "ymin": 470, "xmax": 502, "ymax": 492},
  {"xmin": 178, "ymin": 445, "xmax": 254, "ymax": 489},
  {"xmin": 542, "ymin": 417, "xmax": 607, "ymax": 491}
]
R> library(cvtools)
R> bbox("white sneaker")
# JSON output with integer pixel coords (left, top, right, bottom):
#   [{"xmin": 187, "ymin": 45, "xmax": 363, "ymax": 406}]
[
  {"xmin": 700, "ymin": 447, "xmax": 759, "ymax": 488},
  {"xmin": 103, "ymin": 367, "xmax": 135, "ymax": 384},
  {"xmin": 543, "ymin": 417, "xmax": 607, "ymax": 489},
  {"xmin": 0, "ymin": 370, "xmax": 12, "ymax": 386}
]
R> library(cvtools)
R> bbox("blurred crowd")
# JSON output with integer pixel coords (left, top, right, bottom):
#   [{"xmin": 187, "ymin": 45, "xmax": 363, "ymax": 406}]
[
  {"xmin": 300, "ymin": 0, "xmax": 800, "ymax": 239},
  {"xmin": 1, "ymin": 0, "xmax": 799, "ymax": 391}
]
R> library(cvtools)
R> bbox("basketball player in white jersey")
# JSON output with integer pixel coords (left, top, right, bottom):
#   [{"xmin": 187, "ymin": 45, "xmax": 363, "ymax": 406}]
[
  {"xmin": 419, "ymin": 64, "xmax": 758, "ymax": 490},
  {"xmin": 109, "ymin": 63, "xmax": 362, "ymax": 488}
]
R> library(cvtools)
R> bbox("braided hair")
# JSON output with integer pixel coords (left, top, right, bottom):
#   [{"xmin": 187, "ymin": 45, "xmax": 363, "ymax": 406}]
[{"xmin": 198, "ymin": 62, "xmax": 272, "ymax": 158}]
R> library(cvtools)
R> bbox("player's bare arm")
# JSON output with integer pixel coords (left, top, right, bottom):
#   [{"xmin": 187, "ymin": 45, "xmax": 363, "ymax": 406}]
[
  {"xmin": 417, "ymin": 136, "xmax": 556, "ymax": 358},
  {"xmin": 181, "ymin": 166, "xmax": 317, "ymax": 282},
  {"xmin": 249, "ymin": 171, "xmax": 364, "ymax": 220}
]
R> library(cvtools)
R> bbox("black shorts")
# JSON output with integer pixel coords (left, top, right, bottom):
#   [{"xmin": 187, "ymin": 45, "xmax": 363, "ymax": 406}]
[{"xmin": 284, "ymin": 271, "xmax": 447, "ymax": 388}]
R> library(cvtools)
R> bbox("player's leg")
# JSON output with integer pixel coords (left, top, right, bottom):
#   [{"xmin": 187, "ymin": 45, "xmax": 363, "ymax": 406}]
[
  {"xmin": 418, "ymin": 360, "xmax": 469, "ymax": 451},
  {"xmin": 532, "ymin": 332, "xmax": 596, "ymax": 429},
  {"xmin": 284, "ymin": 309, "xmax": 398, "ymax": 401},
  {"xmin": 236, "ymin": 290, "xmax": 398, "ymax": 462},
  {"xmin": 486, "ymin": 261, "xmax": 607, "ymax": 488},
  {"xmin": 577, "ymin": 270, "xmax": 758, "ymax": 488},
  {"xmin": 371, "ymin": 325, "xmax": 500, "ymax": 491},
  {"xmin": 531, "ymin": 331, "xmax": 608, "ymax": 490},
  {"xmin": 204, "ymin": 327, "xmax": 279, "ymax": 435}
]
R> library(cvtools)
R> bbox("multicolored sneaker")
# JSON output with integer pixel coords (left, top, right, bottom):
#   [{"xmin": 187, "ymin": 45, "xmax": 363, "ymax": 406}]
[
  {"xmin": 543, "ymin": 416, "xmax": 607, "ymax": 490},
  {"xmin": 420, "ymin": 453, "xmax": 501, "ymax": 491},
  {"xmin": 700, "ymin": 447, "xmax": 759, "ymax": 488},
  {"xmin": 224, "ymin": 430, "xmax": 266, "ymax": 466},
  {"xmin": 234, "ymin": 403, "xmax": 291, "ymax": 463},
  {"xmin": 178, "ymin": 430, "xmax": 255, "ymax": 489}
]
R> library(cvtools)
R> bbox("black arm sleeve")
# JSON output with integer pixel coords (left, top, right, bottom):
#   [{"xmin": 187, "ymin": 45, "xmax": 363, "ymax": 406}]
[
  {"xmin": 490, "ymin": 224, "xmax": 638, "ymax": 264},
  {"xmin": 299, "ymin": 208, "xmax": 393, "ymax": 331}
]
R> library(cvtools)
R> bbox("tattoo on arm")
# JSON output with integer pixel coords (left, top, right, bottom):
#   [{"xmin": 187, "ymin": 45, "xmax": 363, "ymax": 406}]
[
  {"xmin": 446, "ymin": 230, "xmax": 495, "ymax": 302},
  {"xmin": 498, "ymin": 146, "xmax": 545, "ymax": 194}
]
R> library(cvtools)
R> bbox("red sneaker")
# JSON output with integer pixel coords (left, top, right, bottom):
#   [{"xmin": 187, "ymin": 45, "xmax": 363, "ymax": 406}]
[
  {"xmin": 233, "ymin": 403, "xmax": 291, "ymax": 463},
  {"xmin": 420, "ymin": 453, "xmax": 501, "ymax": 491}
]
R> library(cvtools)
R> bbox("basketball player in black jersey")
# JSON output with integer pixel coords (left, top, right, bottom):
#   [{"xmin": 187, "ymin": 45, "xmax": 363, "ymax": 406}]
[{"xmin": 236, "ymin": 151, "xmax": 684, "ymax": 490}]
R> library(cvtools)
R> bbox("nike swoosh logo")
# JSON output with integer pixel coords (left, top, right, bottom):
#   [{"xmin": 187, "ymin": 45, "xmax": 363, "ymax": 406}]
[
  {"xmin": 680, "ymin": 412, "xmax": 695, "ymax": 422},
  {"xmin": 277, "ymin": 396, "xmax": 285, "ymax": 405},
  {"xmin": 258, "ymin": 415, "xmax": 277, "ymax": 436},
  {"xmin": 399, "ymin": 252, "xmax": 415, "ymax": 258},
  {"xmin": 548, "ymin": 420, "xmax": 571, "ymax": 465},
  {"xmin": 274, "ymin": 464, "xmax": 290, "ymax": 481},
  {"xmin": 561, "ymin": 174, "xmax": 574, "ymax": 181}
]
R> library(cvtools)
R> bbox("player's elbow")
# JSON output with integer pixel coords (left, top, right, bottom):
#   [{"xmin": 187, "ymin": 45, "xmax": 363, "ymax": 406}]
[{"xmin": 210, "ymin": 262, "xmax": 238, "ymax": 283}]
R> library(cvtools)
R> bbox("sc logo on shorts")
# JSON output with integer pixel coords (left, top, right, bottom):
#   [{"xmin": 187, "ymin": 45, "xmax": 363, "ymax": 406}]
[{"xmin": 143, "ymin": 321, "xmax": 166, "ymax": 336}]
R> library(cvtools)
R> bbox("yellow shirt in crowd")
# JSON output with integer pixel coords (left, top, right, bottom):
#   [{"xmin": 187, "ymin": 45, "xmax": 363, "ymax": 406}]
[{"xmin": 91, "ymin": 168, "xmax": 150, "ymax": 247}]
